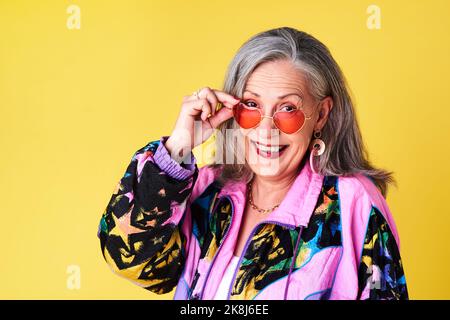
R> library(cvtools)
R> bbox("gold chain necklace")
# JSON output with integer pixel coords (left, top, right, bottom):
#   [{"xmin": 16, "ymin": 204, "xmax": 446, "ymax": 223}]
[{"xmin": 247, "ymin": 180, "xmax": 281, "ymax": 214}]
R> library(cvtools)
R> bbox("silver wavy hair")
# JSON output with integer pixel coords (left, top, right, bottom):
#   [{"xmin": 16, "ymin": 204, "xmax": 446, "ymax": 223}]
[{"xmin": 209, "ymin": 26, "xmax": 395, "ymax": 197}]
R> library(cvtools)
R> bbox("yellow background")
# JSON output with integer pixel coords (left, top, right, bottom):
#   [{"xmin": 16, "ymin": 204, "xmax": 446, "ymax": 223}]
[{"xmin": 1, "ymin": 0, "xmax": 449, "ymax": 299}]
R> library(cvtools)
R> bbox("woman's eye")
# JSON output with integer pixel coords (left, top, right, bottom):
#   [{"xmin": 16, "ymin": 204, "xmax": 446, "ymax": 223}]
[
  {"xmin": 244, "ymin": 101, "xmax": 258, "ymax": 109},
  {"xmin": 280, "ymin": 105, "xmax": 297, "ymax": 112}
]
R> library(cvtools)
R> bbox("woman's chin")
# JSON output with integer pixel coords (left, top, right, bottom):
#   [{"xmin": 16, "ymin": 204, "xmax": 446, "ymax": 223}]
[
  {"xmin": 251, "ymin": 167, "xmax": 283, "ymax": 177},
  {"xmin": 247, "ymin": 159, "xmax": 286, "ymax": 177}
]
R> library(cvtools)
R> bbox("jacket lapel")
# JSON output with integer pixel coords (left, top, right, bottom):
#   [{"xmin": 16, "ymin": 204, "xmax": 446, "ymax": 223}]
[{"xmin": 218, "ymin": 161, "xmax": 324, "ymax": 228}]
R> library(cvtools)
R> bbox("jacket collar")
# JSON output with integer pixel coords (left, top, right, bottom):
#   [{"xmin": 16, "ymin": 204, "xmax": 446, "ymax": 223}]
[{"xmin": 218, "ymin": 160, "xmax": 324, "ymax": 228}]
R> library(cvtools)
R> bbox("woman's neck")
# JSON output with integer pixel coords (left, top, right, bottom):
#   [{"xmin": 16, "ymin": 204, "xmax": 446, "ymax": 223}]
[{"xmin": 250, "ymin": 171, "xmax": 298, "ymax": 208}]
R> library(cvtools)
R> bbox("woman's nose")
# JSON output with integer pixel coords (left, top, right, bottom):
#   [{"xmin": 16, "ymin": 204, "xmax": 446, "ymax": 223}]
[{"xmin": 257, "ymin": 115, "xmax": 278, "ymax": 136}]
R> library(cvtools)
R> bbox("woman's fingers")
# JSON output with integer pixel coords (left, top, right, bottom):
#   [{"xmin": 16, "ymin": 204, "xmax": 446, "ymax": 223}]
[
  {"xmin": 208, "ymin": 105, "xmax": 234, "ymax": 128},
  {"xmin": 173, "ymin": 88, "xmax": 238, "ymax": 151},
  {"xmin": 213, "ymin": 90, "xmax": 240, "ymax": 107},
  {"xmin": 195, "ymin": 87, "xmax": 240, "ymax": 113},
  {"xmin": 183, "ymin": 95, "xmax": 234, "ymax": 128},
  {"xmin": 184, "ymin": 97, "xmax": 212, "ymax": 121},
  {"xmin": 197, "ymin": 87, "xmax": 219, "ymax": 116},
  {"xmin": 183, "ymin": 87, "xmax": 239, "ymax": 129},
  {"xmin": 198, "ymin": 99, "xmax": 213, "ymax": 121}
]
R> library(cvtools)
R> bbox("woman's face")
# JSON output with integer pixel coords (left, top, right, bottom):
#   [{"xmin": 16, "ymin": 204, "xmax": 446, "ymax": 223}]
[{"xmin": 238, "ymin": 59, "xmax": 331, "ymax": 178}]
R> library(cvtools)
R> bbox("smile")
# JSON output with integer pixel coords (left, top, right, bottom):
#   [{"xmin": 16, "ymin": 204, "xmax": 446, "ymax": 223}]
[{"xmin": 251, "ymin": 141, "xmax": 289, "ymax": 159}]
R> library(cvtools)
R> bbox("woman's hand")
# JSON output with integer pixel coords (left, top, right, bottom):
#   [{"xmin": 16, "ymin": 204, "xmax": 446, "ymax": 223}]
[{"xmin": 165, "ymin": 87, "xmax": 239, "ymax": 159}]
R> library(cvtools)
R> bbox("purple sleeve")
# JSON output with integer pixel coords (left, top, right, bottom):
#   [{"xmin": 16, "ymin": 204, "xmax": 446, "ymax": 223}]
[{"xmin": 152, "ymin": 136, "xmax": 197, "ymax": 180}]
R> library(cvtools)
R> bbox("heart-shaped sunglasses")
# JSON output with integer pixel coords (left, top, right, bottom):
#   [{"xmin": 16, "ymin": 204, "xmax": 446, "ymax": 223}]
[{"xmin": 232, "ymin": 99, "xmax": 321, "ymax": 134}]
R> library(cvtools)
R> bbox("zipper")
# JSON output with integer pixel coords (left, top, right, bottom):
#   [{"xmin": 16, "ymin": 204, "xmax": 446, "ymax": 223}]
[
  {"xmin": 226, "ymin": 220, "xmax": 297, "ymax": 300},
  {"xmin": 199, "ymin": 195, "xmax": 235, "ymax": 300}
]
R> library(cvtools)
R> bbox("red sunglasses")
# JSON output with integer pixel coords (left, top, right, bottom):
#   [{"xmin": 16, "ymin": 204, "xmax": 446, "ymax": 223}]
[{"xmin": 232, "ymin": 99, "xmax": 319, "ymax": 134}]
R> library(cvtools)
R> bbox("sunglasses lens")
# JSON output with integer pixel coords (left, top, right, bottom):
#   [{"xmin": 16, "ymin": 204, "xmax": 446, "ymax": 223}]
[
  {"xmin": 273, "ymin": 110, "xmax": 305, "ymax": 134},
  {"xmin": 233, "ymin": 103, "xmax": 261, "ymax": 129}
]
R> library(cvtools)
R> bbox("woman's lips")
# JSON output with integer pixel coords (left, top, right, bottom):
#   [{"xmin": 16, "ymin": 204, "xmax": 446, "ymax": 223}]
[{"xmin": 251, "ymin": 141, "xmax": 289, "ymax": 159}]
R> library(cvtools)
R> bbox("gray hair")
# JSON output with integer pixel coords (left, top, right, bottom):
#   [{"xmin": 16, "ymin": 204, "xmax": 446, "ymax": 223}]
[{"xmin": 209, "ymin": 26, "xmax": 395, "ymax": 197}]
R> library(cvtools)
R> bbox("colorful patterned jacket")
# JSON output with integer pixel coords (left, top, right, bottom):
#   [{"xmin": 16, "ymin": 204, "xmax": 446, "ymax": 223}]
[{"xmin": 98, "ymin": 136, "xmax": 408, "ymax": 300}]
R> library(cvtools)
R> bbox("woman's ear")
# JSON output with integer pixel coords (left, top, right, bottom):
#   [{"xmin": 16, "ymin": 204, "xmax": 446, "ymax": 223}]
[{"xmin": 314, "ymin": 96, "xmax": 334, "ymax": 131}]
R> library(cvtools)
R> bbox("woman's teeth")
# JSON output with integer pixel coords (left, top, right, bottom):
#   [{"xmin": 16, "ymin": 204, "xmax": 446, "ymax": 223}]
[
  {"xmin": 256, "ymin": 143, "xmax": 283, "ymax": 152},
  {"xmin": 252, "ymin": 141, "xmax": 288, "ymax": 158}
]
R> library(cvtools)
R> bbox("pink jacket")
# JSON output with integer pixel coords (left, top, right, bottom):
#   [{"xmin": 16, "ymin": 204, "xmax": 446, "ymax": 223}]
[{"xmin": 98, "ymin": 137, "xmax": 408, "ymax": 300}]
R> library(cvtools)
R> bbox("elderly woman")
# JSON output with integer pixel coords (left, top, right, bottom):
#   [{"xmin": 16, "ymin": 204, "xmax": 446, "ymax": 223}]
[{"xmin": 98, "ymin": 27, "xmax": 408, "ymax": 300}]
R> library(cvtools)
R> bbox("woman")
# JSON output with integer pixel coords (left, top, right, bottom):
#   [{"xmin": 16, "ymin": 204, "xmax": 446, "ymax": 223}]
[{"xmin": 98, "ymin": 27, "xmax": 408, "ymax": 300}]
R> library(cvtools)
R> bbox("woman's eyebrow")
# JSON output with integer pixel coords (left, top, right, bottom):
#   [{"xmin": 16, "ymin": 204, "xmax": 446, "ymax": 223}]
[{"xmin": 244, "ymin": 90, "xmax": 303, "ymax": 99}]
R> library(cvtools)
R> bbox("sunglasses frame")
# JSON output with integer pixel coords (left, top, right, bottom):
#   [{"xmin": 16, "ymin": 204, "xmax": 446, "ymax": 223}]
[{"xmin": 233, "ymin": 99, "xmax": 322, "ymax": 135}]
